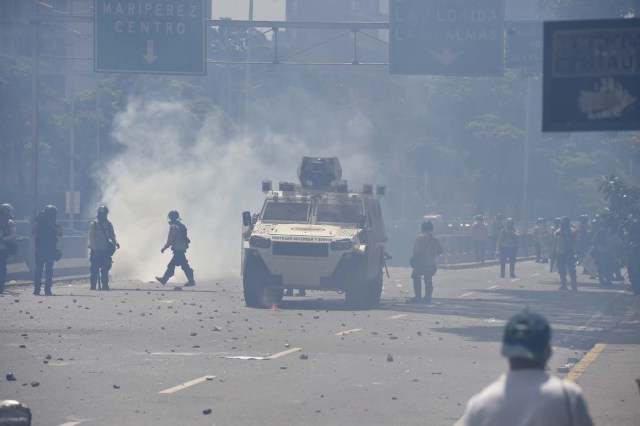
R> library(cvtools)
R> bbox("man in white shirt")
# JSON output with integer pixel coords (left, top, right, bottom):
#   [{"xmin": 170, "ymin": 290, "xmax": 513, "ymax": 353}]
[{"xmin": 462, "ymin": 310, "xmax": 594, "ymax": 426}]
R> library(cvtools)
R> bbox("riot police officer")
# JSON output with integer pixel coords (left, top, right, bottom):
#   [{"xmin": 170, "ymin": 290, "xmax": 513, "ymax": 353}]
[
  {"xmin": 156, "ymin": 210, "xmax": 195, "ymax": 287},
  {"xmin": 552, "ymin": 216, "xmax": 578, "ymax": 291},
  {"xmin": 0, "ymin": 203, "xmax": 17, "ymax": 294},
  {"xmin": 88, "ymin": 205, "xmax": 119, "ymax": 291}
]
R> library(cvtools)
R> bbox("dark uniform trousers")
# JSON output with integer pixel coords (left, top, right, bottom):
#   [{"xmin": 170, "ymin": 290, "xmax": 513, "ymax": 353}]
[
  {"xmin": 161, "ymin": 249, "xmax": 194, "ymax": 282},
  {"xmin": 90, "ymin": 249, "xmax": 113, "ymax": 289},
  {"xmin": 556, "ymin": 252, "xmax": 577, "ymax": 290},
  {"xmin": 0, "ymin": 250, "xmax": 8, "ymax": 293}
]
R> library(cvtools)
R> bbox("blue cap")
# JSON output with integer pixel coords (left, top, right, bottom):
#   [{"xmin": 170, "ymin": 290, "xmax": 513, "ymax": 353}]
[{"xmin": 501, "ymin": 310, "xmax": 551, "ymax": 360}]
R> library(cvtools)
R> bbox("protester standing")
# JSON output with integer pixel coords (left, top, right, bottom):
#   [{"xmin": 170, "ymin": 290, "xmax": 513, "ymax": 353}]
[
  {"xmin": 410, "ymin": 220, "xmax": 443, "ymax": 304},
  {"xmin": 470, "ymin": 215, "xmax": 489, "ymax": 263},
  {"xmin": 462, "ymin": 310, "xmax": 594, "ymax": 426},
  {"xmin": 498, "ymin": 218, "xmax": 518, "ymax": 278},
  {"xmin": 88, "ymin": 205, "xmax": 119, "ymax": 291},
  {"xmin": 489, "ymin": 213, "xmax": 503, "ymax": 259},
  {"xmin": 33, "ymin": 205, "xmax": 63, "ymax": 296}
]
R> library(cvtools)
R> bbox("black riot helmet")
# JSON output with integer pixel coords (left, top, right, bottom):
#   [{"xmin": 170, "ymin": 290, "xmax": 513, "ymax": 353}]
[
  {"xmin": 97, "ymin": 205, "xmax": 109, "ymax": 220},
  {"xmin": 561, "ymin": 216, "xmax": 571, "ymax": 229},
  {"xmin": 43, "ymin": 205, "xmax": 57, "ymax": 221},
  {"xmin": 168, "ymin": 210, "xmax": 180, "ymax": 223},
  {"xmin": 0, "ymin": 203, "xmax": 14, "ymax": 219}
]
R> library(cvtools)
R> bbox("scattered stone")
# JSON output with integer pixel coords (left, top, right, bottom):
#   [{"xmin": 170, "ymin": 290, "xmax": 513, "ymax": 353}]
[
  {"xmin": 6, "ymin": 373, "xmax": 16, "ymax": 381},
  {"xmin": 299, "ymin": 354, "xmax": 309, "ymax": 360},
  {"xmin": 313, "ymin": 316, "xmax": 320, "ymax": 319},
  {"xmin": 45, "ymin": 354, "xmax": 52, "ymax": 360},
  {"xmin": 19, "ymin": 345, "xmax": 26, "ymax": 349},
  {"xmin": 389, "ymin": 336, "xmax": 398, "ymax": 340},
  {"xmin": 113, "ymin": 384, "xmax": 120, "ymax": 389},
  {"xmin": 213, "ymin": 326, "xmax": 223, "ymax": 331},
  {"xmin": 284, "ymin": 343, "xmax": 290, "ymax": 348},
  {"xmin": 190, "ymin": 332, "xmax": 197, "ymax": 337},
  {"xmin": 203, "ymin": 408, "xmax": 212, "ymax": 415},
  {"xmin": 43, "ymin": 361, "xmax": 48, "ymax": 364},
  {"xmin": 417, "ymin": 331, "xmax": 422, "ymax": 336},
  {"xmin": 30, "ymin": 382, "xmax": 40, "ymax": 387},
  {"xmin": 387, "ymin": 354, "xmax": 394, "ymax": 362},
  {"xmin": 280, "ymin": 366, "xmax": 287, "ymax": 370}
]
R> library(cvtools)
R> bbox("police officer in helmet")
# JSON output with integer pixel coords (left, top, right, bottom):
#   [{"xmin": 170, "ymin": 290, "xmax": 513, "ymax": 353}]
[
  {"xmin": 156, "ymin": 210, "xmax": 195, "ymax": 287},
  {"xmin": 88, "ymin": 205, "xmax": 119, "ymax": 291}
]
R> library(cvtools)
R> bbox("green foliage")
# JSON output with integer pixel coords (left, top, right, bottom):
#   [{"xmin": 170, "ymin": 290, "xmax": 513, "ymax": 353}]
[{"xmin": 597, "ymin": 175, "xmax": 640, "ymax": 227}]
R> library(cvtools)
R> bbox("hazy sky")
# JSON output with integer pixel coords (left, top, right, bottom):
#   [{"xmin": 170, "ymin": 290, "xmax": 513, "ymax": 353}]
[{"xmin": 212, "ymin": 0, "xmax": 286, "ymax": 20}]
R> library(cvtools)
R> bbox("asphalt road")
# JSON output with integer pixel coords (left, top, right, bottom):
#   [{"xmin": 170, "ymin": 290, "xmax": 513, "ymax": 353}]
[{"xmin": 1, "ymin": 261, "xmax": 639, "ymax": 426}]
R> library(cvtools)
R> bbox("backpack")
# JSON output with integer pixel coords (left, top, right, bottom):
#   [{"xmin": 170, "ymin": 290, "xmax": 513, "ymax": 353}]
[{"xmin": 177, "ymin": 222, "xmax": 191, "ymax": 248}]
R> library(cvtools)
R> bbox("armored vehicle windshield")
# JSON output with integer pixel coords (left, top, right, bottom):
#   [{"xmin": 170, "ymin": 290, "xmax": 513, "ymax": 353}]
[
  {"xmin": 261, "ymin": 200, "xmax": 310, "ymax": 223},
  {"xmin": 315, "ymin": 196, "xmax": 362, "ymax": 225}
]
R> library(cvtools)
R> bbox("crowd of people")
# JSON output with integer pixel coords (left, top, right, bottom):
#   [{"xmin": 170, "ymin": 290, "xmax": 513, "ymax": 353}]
[
  {"xmin": 409, "ymin": 213, "xmax": 640, "ymax": 303},
  {"xmin": 0, "ymin": 203, "xmax": 194, "ymax": 295}
]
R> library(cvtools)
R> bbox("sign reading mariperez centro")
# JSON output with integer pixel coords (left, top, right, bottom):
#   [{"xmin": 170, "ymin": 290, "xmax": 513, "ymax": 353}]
[
  {"xmin": 94, "ymin": 0, "xmax": 206, "ymax": 75},
  {"xmin": 543, "ymin": 18, "xmax": 640, "ymax": 132},
  {"xmin": 390, "ymin": 0, "xmax": 505, "ymax": 76},
  {"xmin": 505, "ymin": 21, "xmax": 542, "ymax": 69}
]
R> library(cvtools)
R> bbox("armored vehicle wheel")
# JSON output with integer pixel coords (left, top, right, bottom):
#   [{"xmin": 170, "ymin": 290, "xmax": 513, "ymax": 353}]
[
  {"xmin": 243, "ymin": 255, "xmax": 282, "ymax": 308},
  {"xmin": 345, "ymin": 276, "xmax": 369, "ymax": 309},
  {"xmin": 367, "ymin": 274, "xmax": 383, "ymax": 306}
]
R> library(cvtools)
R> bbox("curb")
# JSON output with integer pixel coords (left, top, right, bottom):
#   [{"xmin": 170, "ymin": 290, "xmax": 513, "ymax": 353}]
[{"xmin": 439, "ymin": 256, "xmax": 537, "ymax": 270}]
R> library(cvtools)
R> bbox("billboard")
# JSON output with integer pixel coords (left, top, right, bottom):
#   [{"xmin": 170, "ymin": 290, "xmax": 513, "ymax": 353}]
[{"xmin": 543, "ymin": 18, "xmax": 640, "ymax": 132}]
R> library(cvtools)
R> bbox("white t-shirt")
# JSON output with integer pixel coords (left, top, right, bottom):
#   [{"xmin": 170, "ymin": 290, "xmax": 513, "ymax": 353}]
[{"xmin": 462, "ymin": 369, "xmax": 594, "ymax": 426}]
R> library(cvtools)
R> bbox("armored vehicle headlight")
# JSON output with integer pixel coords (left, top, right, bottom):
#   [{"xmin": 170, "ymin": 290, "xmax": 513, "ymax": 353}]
[
  {"xmin": 330, "ymin": 239, "xmax": 353, "ymax": 250},
  {"xmin": 250, "ymin": 236, "xmax": 272, "ymax": 249}
]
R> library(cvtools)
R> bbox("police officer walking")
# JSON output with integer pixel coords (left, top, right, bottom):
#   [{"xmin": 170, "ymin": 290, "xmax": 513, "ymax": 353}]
[
  {"xmin": 88, "ymin": 205, "xmax": 119, "ymax": 291},
  {"xmin": 156, "ymin": 210, "xmax": 195, "ymax": 287},
  {"xmin": 33, "ymin": 205, "xmax": 63, "ymax": 296},
  {"xmin": 552, "ymin": 216, "xmax": 578, "ymax": 291},
  {"xmin": 410, "ymin": 220, "xmax": 443, "ymax": 304},
  {"xmin": 0, "ymin": 203, "xmax": 17, "ymax": 294}
]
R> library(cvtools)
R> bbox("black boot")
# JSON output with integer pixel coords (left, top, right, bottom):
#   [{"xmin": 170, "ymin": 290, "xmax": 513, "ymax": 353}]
[
  {"xmin": 183, "ymin": 268, "xmax": 195, "ymax": 287},
  {"xmin": 155, "ymin": 272, "xmax": 170, "ymax": 285},
  {"xmin": 411, "ymin": 280, "xmax": 422, "ymax": 303}
]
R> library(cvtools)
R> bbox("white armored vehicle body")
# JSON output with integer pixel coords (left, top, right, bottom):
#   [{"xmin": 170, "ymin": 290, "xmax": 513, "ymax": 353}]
[{"xmin": 241, "ymin": 157, "xmax": 387, "ymax": 309}]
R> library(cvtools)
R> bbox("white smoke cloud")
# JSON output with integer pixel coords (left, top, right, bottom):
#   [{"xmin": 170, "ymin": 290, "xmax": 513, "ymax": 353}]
[{"xmin": 97, "ymin": 91, "xmax": 375, "ymax": 283}]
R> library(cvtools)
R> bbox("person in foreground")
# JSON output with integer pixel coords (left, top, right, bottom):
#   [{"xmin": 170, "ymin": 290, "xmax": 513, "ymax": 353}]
[{"xmin": 462, "ymin": 310, "xmax": 594, "ymax": 426}]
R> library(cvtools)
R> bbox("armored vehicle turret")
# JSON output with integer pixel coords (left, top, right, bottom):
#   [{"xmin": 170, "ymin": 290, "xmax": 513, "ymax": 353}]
[{"xmin": 241, "ymin": 157, "xmax": 388, "ymax": 309}]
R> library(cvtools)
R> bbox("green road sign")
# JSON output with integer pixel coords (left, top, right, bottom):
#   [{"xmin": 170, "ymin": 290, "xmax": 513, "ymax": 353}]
[
  {"xmin": 505, "ymin": 21, "xmax": 542, "ymax": 69},
  {"xmin": 95, "ymin": 0, "xmax": 206, "ymax": 75},
  {"xmin": 543, "ymin": 18, "xmax": 640, "ymax": 132},
  {"xmin": 390, "ymin": 0, "xmax": 505, "ymax": 76}
]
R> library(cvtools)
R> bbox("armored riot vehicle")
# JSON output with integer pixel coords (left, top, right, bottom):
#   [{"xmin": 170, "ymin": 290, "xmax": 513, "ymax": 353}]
[{"xmin": 241, "ymin": 157, "xmax": 388, "ymax": 309}]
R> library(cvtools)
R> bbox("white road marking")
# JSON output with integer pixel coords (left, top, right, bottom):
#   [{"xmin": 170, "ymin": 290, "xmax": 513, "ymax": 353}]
[
  {"xmin": 510, "ymin": 278, "xmax": 520, "ymax": 282},
  {"xmin": 266, "ymin": 347, "xmax": 302, "ymax": 359},
  {"xmin": 159, "ymin": 375, "xmax": 215, "ymax": 394},
  {"xmin": 387, "ymin": 314, "xmax": 407, "ymax": 319},
  {"xmin": 486, "ymin": 285, "xmax": 499, "ymax": 290},
  {"xmin": 58, "ymin": 422, "xmax": 83, "ymax": 426},
  {"xmin": 459, "ymin": 292, "xmax": 474, "ymax": 298},
  {"xmin": 335, "ymin": 328, "xmax": 364, "ymax": 336}
]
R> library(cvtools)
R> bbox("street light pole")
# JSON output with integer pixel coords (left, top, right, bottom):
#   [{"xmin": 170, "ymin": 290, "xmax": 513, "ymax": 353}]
[{"xmin": 31, "ymin": 21, "xmax": 40, "ymax": 219}]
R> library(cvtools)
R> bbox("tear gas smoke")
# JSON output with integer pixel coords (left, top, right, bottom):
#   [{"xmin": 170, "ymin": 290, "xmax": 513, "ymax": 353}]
[{"xmin": 97, "ymin": 94, "xmax": 376, "ymax": 282}]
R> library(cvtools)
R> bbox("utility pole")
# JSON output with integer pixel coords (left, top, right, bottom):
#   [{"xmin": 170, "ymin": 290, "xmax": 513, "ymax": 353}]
[
  {"xmin": 31, "ymin": 21, "xmax": 40, "ymax": 219},
  {"xmin": 243, "ymin": 0, "xmax": 254, "ymax": 135}
]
